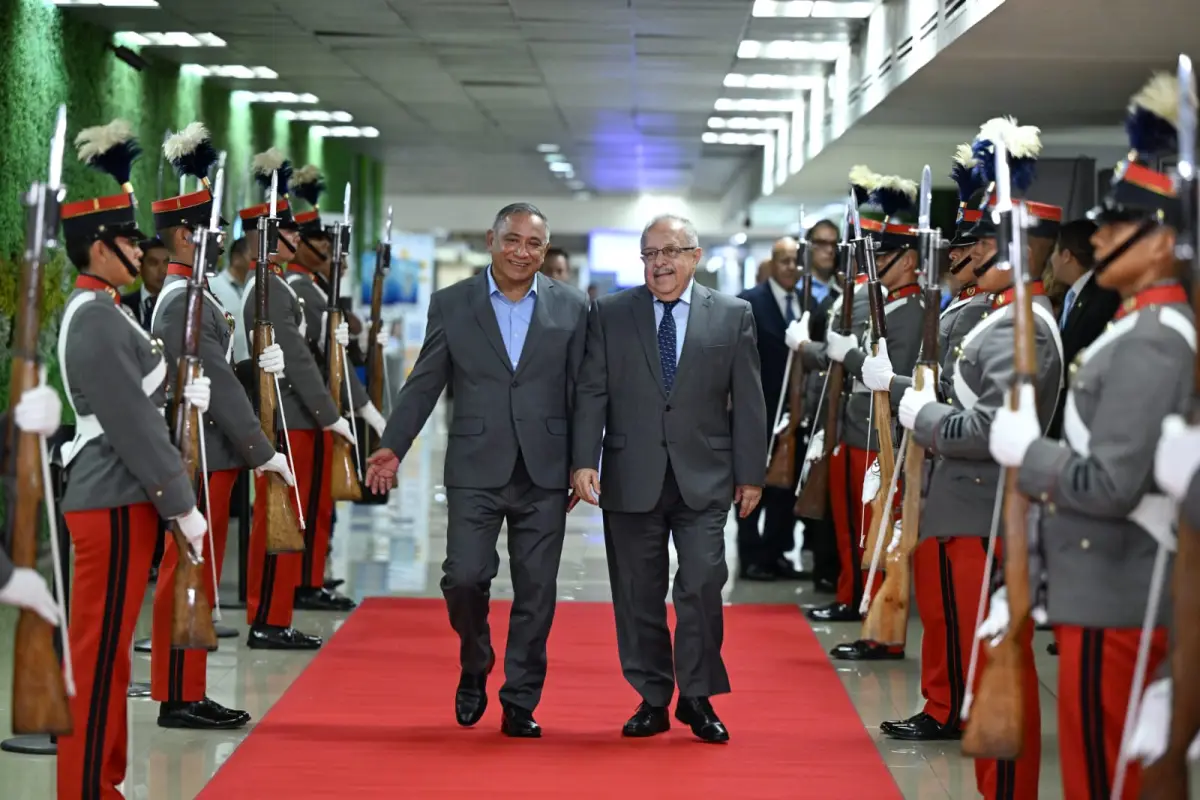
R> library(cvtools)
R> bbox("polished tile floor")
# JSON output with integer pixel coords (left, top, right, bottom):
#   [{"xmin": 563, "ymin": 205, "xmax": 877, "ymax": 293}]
[{"xmin": 0, "ymin": 401, "xmax": 1196, "ymax": 798}]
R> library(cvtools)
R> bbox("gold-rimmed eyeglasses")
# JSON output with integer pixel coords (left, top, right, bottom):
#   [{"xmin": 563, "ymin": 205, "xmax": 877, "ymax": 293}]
[{"xmin": 640, "ymin": 246, "xmax": 698, "ymax": 263}]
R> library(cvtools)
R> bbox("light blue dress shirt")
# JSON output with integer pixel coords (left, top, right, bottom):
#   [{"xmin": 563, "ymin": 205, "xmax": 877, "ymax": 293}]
[
  {"xmin": 652, "ymin": 279, "xmax": 693, "ymax": 364},
  {"xmin": 487, "ymin": 266, "xmax": 537, "ymax": 368}
]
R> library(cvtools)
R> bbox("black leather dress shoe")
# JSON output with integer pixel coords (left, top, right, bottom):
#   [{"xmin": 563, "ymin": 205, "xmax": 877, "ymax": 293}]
[
  {"xmin": 829, "ymin": 640, "xmax": 905, "ymax": 661},
  {"xmin": 774, "ymin": 558, "xmax": 812, "ymax": 580},
  {"xmin": 500, "ymin": 704, "xmax": 541, "ymax": 738},
  {"xmin": 812, "ymin": 577, "xmax": 837, "ymax": 594},
  {"xmin": 622, "ymin": 702, "xmax": 670, "ymax": 737},
  {"xmin": 1047, "ymin": 641, "xmax": 1059, "ymax": 656},
  {"xmin": 739, "ymin": 564, "xmax": 776, "ymax": 582},
  {"xmin": 675, "ymin": 697, "xmax": 729, "ymax": 743},
  {"xmin": 157, "ymin": 698, "xmax": 250, "ymax": 730},
  {"xmin": 294, "ymin": 587, "xmax": 356, "ymax": 611},
  {"xmin": 246, "ymin": 625, "xmax": 323, "ymax": 650},
  {"xmin": 804, "ymin": 602, "xmax": 861, "ymax": 623},
  {"xmin": 880, "ymin": 712, "xmax": 961, "ymax": 741},
  {"xmin": 323, "ymin": 578, "xmax": 345, "ymax": 591},
  {"xmin": 455, "ymin": 674, "xmax": 488, "ymax": 726}
]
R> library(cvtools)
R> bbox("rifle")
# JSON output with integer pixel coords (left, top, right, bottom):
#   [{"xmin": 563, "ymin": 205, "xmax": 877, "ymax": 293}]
[
  {"xmin": 795, "ymin": 218, "xmax": 855, "ymax": 518},
  {"xmin": 364, "ymin": 207, "xmax": 393, "ymax": 470},
  {"xmin": 6, "ymin": 106, "xmax": 73, "ymax": 736},
  {"xmin": 1140, "ymin": 52, "xmax": 1200, "ymax": 800},
  {"xmin": 326, "ymin": 183, "xmax": 363, "ymax": 502},
  {"xmin": 853, "ymin": 203, "xmax": 899, "ymax": 569},
  {"xmin": 962, "ymin": 140, "xmax": 1034, "ymax": 760},
  {"xmin": 253, "ymin": 173, "xmax": 305, "ymax": 554},
  {"xmin": 862, "ymin": 165, "xmax": 945, "ymax": 646},
  {"xmin": 165, "ymin": 153, "xmax": 227, "ymax": 653},
  {"xmin": 766, "ymin": 243, "xmax": 811, "ymax": 488}
]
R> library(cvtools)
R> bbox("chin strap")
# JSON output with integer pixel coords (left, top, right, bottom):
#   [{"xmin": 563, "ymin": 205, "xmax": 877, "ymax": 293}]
[
  {"xmin": 875, "ymin": 248, "xmax": 908, "ymax": 281},
  {"xmin": 1092, "ymin": 218, "xmax": 1160, "ymax": 276},
  {"xmin": 299, "ymin": 235, "xmax": 330, "ymax": 264},
  {"xmin": 101, "ymin": 235, "xmax": 141, "ymax": 279},
  {"xmin": 971, "ymin": 248, "xmax": 1002, "ymax": 279},
  {"xmin": 950, "ymin": 253, "xmax": 974, "ymax": 275}
]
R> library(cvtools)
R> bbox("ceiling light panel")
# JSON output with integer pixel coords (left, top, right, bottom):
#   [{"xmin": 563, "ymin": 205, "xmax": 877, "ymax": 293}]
[
  {"xmin": 708, "ymin": 117, "xmax": 787, "ymax": 130},
  {"xmin": 737, "ymin": 40, "xmax": 848, "ymax": 61},
  {"xmin": 115, "ymin": 32, "xmax": 226, "ymax": 48},
  {"xmin": 182, "ymin": 64, "xmax": 277, "ymax": 79},
  {"xmin": 51, "ymin": 0, "xmax": 159, "ymax": 6},
  {"xmin": 279, "ymin": 110, "xmax": 353, "ymax": 122},
  {"xmin": 233, "ymin": 91, "xmax": 319, "ymax": 104},
  {"xmin": 724, "ymin": 73, "xmax": 823, "ymax": 91},
  {"xmin": 715, "ymin": 98, "xmax": 800, "ymax": 113},
  {"xmin": 752, "ymin": 0, "xmax": 875, "ymax": 18},
  {"xmin": 311, "ymin": 126, "xmax": 379, "ymax": 138},
  {"xmin": 702, "ymin": 132, "xmax": 774, "ymax": 146}
]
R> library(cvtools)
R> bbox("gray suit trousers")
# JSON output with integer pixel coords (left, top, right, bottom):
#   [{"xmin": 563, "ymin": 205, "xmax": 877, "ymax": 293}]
[
  {"xmin": 603, "ymin": 464, "xmax": 731, "ymax": 706},
  {"xmin": 442, "ymin": 454, "xmax": 567, "ymax": 711}
]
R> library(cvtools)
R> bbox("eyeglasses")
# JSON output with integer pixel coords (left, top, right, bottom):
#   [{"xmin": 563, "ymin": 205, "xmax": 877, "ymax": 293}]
[{"xmin": 640, "ymin": 246, "xmax": 698, "ymax": 263}]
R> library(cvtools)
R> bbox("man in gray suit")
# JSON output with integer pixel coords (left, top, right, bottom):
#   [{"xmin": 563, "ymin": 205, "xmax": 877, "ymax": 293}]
[
  {"xmin": 365, "ymin": 203, "xmax": 588, "ymax": 739},
  {"xmin": 571, "ymin": 214, "xmax": 768, "ymax": 743}
]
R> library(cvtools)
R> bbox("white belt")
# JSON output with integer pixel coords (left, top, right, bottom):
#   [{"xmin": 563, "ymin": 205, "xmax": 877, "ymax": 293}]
[
  {"xmin": 63, "ymin": 406, "xmax": 165, "ymax": 466},
  {"xmin": 951, "ymin": 302, "xmax": 1062, "ymax": 411}
]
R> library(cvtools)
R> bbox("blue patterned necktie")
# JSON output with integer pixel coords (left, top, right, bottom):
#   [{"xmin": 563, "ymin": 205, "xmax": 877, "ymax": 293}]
[
  {"xmin": 658, "ymin": 299, "xmax": 679, "ymax": 392},
  {"xmin": 785, "ymin": 293, "xmax": 796, "ymax": 322}
]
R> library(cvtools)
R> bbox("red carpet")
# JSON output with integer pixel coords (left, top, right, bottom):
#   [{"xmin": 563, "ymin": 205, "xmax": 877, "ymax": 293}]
[{"xmin": 199, "ymin": 599, "xmax": 901, "ymax": 799}]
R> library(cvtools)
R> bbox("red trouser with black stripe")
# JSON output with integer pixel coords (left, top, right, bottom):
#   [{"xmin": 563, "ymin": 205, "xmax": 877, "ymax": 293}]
[
  {"xmin": 150, "ymin": 468, "xmax": 239, "ymax": 703},
  {"xmin": 246, "ymin": 428, "xmax": 332, "ymax": 626},
  {"xmin": 938, "ymin": 535, "xmax": 1041, "ymax": 800},
  {"xmin": 828, "ymin": 445, "xmax": 884, "ymax": 610},
  {"xmin": 1055, "ymin": 625, "xmax": 1168, "ymax": 800},
  {"xmin": 913, "ymin": 537, "xmax": 968, "ymax": 728},
  {"xmin": 59, "ymin": 503, "xmax": 159, "ymax": 800}
]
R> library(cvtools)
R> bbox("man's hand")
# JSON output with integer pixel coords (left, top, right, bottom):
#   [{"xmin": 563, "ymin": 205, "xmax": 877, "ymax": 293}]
[
  {"xmin": 366, "ymin": 448, "xmax": 400, "ymax": 493},
  {"xmin": 572, "ymin": 469, "xmax": 601, "ymax": 505},
  {"xmin": 735, "ymin": 485, "xmax": 762, "ymax": 518}
]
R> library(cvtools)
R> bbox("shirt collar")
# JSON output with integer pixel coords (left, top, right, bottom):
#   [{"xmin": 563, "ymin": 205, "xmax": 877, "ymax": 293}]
[
  {"xmin": 655, "ymin": 279, "xmax": 694, "ymax": 307},
  {"xmin": 487, "ymin": 265, "xmax": 537, "ymax": 300},
  {"xmin": 766, "ymin": 277, "xmax": 793, "ymax": 304},
  {"xmin": 1069, "ymin": 270, "xmax": 1093, "ymax": 297}
]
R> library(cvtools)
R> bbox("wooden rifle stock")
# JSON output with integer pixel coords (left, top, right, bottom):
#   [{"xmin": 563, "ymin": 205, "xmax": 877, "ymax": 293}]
[
  {"xmin": 365, "ymin": 237, "xmax": 387, "ymax": 441},
  {"xmin": 861, "ymin": 279, "xmax": 897, "ymax": 568},
  {"xmin": 253, "ymin": 227, "xmax": 304, "ymax": 554},
  {"xmin": 327, "ymin": 305, "xmax": 362, "ymax": 501},
  {"xmin": 6, "ymin": 169, "xmax": 72, "ymax": 733},
  {"xmin": 168, "ymin": 279, "xmax": 217, "ymax": 652},
  {"xmin": 768, "ymin": 270, "xmax": 812, "ymax": 489}
]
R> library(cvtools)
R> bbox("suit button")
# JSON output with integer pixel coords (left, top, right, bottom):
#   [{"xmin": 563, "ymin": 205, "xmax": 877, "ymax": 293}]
[
  {"xmin": 665, "ymin": 404, "xmax": 672, "ymax": 412},
  {"xmin": 511, "ymin": 380, "xmax": 519, "ymax": 388},
  {"xmin": 660, "ymin": 440, "xmax": 667, "ymax": 447}
]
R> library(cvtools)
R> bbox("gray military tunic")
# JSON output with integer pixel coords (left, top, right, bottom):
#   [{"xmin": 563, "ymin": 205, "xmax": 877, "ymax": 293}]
[
  {"xmin": 286, "ymin": 268, "xmax": 369, "ymax": 412},
  {"xmin": 57, "ymin": 285, "xmax": 195, "ymax": 518},
  {"xmin": 1017, "ymin": 293, "xmax": 1194, "ymax": 628},
  {"xmin": 913, "ymin": 290, "xmax": 1064, "ymax": 540},
  {"xmin": 152, "ymin": 268, "xmax": 274, "ymax": 473},
  {"xmin": 798, "ymin": 277, "xmax": 870, "ymax": 445},
  {"xmin": 241, "ymin": 262, "xmax": 339, "ymax": 431},
  {"xmin": 889, "ymin": 288, "xmax": 989, "ymax": 411}
]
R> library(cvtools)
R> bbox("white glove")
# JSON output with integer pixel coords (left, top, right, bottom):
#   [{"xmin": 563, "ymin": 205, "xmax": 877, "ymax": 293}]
[
  {"xmin": 825, "ymin": 330, "xmax": 858, "ymax": 363},
  {"xmin": 862, "ymin": 338, "xmax": 895, "ymax": 392},
  {"xmin": 862, "ymin": 457, "xmax": 881, "ymax": 505},
  {"xmin": 0, "ymin": 568, "xmax": 59, "ymax": 625},
  {"xmin": 988, "ymin": 384, "xmax": 1041, "ymax": 467},
  {"xmin": 804, "ymin": 430, "xmax": 825, "ymax": 464},
  {"xmin": 13, "ymin": 385, "xmax": 62, "ymax": 438},
  {"xmin": 898, "ymin": 384, "xmax": 936, "ymax": 431},
  {"xmin": 258, "ymin": 342, "xmax": 285, "ymax": 375},
  {"xmin": 326, "ymin": 417, "xmax": 355, "ymax": 444},
  {"xmin": 173, "ymin": 508, "xmax": 207, "ymax": 560},
  {"xmin": 785, "ymin": 313, "xmax": 811, "ymax": 352},
  {"xmin": 1155, "ymin": 415, "xmax": 1200, "ymax": 502},
  {"xmin": 335, "ymin": 321, "xmax": 350, "ymax": 347},
  {"xmin": 773, "ymin": 413, "xmax": 790, "ymax": 437},
  {"xmin": 976, "ymin": 586, "xmax": 1010, "ymax": 647},
  {"xmin": 255, "ymin": 452, "xmax": 295, "ymax": 486},
  {"xmin": 182, "ymin": 375, "xmax": 211, "ymax": 414},
  {"xmin": 358, "ymin": 402, "xmax": 387, "ymax": 436}
]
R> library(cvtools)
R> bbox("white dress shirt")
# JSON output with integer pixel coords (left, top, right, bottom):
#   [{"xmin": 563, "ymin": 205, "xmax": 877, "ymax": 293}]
[{"xmin": 209, "ymin": 269, "xmax": 250, "ymax": 364}]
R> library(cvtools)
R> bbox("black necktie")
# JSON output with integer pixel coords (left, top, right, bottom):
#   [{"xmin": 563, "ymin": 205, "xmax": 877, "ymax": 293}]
[
  {"xmin": 785, "ymin": 293, "xmax": 796, "ymax": 322},
  {"xmin": 658, "ymin": 300, "xmax": 679, "ymax": 392}
]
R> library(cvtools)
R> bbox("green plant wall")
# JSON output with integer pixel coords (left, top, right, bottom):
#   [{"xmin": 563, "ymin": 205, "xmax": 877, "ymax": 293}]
[{"xmin": 0, "ymin": 0, "xmax": 387, "ymax": 418}]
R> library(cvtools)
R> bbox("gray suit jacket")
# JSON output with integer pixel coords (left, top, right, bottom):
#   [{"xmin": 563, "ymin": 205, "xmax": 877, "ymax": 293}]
[
  {"xmin": 571, "ymin": 283, "xmax": 767, "ymax": 513},
  {"xmin": 1018, "ymin": 300, "xmax": 1193, "ymax": 628},
  {"xmin": 287, "ymin": 271, "xmax": 369, "ymax": 412},
  {"xmin": 913, "ymin": 294, "xmax": 1063, "ymax": 539},
  {"xmin": 380, "ymin": 270, "xmax": 589, "ymax": 491}
]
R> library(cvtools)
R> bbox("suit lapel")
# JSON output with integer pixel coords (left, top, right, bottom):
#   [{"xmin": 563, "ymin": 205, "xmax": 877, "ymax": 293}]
[
  {"xmin": 631, "ymin": 286, "xmax": 666, "ymax": 397},
  {"xmin": 513, "ymin": 273, "xmax": 551, "ymax": 380},
  {"xmin": 760, "ymin": 283, "xmax": 790, "ymax": 339},
  {"xmin": 1067, "ymin": 278, "xmax": 1095, "ymax": 328},
  {"xmin": 470, "ymin": 270, "xmax": 513, "ymax": 373},
  {"xmin": 670, "ymin": 284, "xmax": 712, "ymax": 398}
]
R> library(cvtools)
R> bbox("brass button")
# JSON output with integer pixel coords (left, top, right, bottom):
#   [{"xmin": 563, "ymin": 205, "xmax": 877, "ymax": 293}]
[
  {"xmin": 973, "ymin": 477, "xmax": 982, "ymax": 485},
  {"xmin": 1047, "ymin": 502, "xmax": 1057, "ymax": 514},
  {"xmin": 1039, "ymin": 492, "xmax": 1049, "ymax": 502},
  {"xmin": 156, "ymin": 490, "xmax": 163, "ymax": 497},
  {"xmin": 1081, "ymin": 538, "xmax": 1091, "ymax": 549}
]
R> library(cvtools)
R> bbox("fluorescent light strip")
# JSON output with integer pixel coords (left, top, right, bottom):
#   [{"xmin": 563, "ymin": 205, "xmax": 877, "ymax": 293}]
[
  {"xmin": 708, "ymin": 116, "xmax": 787, "ymax": 130},
  {"xmin": 310, "ymin": 125, "xmax": 379, "ymax": 138},
  {"xmin": 280, "ymin": 109, "xmax": 353, "ymax": 122},
  {"xmin": 115, "ymin": 32, "xmax": 226, "ymax": 48},
  {"xmin": 537, "ymin": 143, "xmax": 560, "ymax": 153},
  {"xmin": 724, "ymin": 73, "xmax": 823, "ymax": 91},
  {"xmin": 182, "ymin": 64, "xmax": 278, "ymax": 80},
  {"xmin": 715, "ymin": 98, "xmax": 799, "ymax": 113},
  {"xmin": 234, "ymin": 91, "xmax": 319, "ymax": 104},
  {"xmin": 702, "ymin": 132, "xmax": 774, "ymax": 146},
  {"xmin": 51, "ymin": 0, "xmax": 160, "ymax": 6},
  {"xmin": 752, "ymin": 0, "xmax": 875, "ymax": 18},
  {"xmin": 737, "ymin": 40, "xmax": 848, "ymax": 61}
]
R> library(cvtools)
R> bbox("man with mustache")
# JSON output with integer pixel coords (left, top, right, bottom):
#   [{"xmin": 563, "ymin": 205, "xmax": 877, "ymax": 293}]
[
  {"xmin": 572, "ymin": 214, "xmax": 767, "ymax": 743},
  {"xmin": 366, "ymin": 203, "xmax": 589, "ymax": 738}
]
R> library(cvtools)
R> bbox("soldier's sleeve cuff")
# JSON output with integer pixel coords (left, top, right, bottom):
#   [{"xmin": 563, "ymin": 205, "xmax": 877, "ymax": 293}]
[
  {"xmin": 1017, "ymin": 439, "xmax": 1070, "ymax": 501},
  {"xmin": 913, "ymin": 403, "xmax": 953, "ymax": 449},
  {"xmin": 889, "ymin": 375, "xmax": 912, "ymax": 414},
  {"xmin": 240, "ymin": 430, "xmax": 275, "ymax": 470},
  {"xmin": 842, "ymin": 348, "xmax": 866, "ymax": 378},
  {"xmin": 148, "ymin": 469, "xmax": 197, "ymax": 520}
]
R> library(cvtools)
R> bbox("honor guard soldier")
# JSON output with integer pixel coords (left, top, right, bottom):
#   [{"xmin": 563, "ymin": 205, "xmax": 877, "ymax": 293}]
[
  {"xmin": 877, "ymin": 145, "xmax": 992, "ymax": 741},
  {"xmin": 238, "ymin": 149, "xmax": 348, "ymax": 649},
  {"xmin": 147, "ymin": 123, "xmax": 295, "ymax": 725},
  {"xmin": 55, "ymin": 119, "xmax": 210, "ymax": 799},
  {"xmin": 898, "ymin": 116, "xmax": 1063, "ymax": 800},
  {"xmin": 987, "ymin": 74, "xmax": 1192, "ymax": 800}
]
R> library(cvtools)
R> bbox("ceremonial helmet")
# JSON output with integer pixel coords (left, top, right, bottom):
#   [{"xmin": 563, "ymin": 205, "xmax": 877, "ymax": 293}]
[
  {"xmin": 848, "ymin": 165, "xmax": 918, "ymax": 280},
  {"xmin": 238, "ymin": 147, "xmax": 300, "ymax": 236},
  {"xmin": 949, "ymin": 143, "xmax": 986, "ymax": 250},
  {"xmin": 62, "ymin": 118, "xmax": 146, "ymax": 276},
  {"xmin": 291, "ymin": 164, "xmax": 331, "ymax": 246},
  {"xmin": 152, "ymin": 122, "xmax": 228, "ymax": 232}
]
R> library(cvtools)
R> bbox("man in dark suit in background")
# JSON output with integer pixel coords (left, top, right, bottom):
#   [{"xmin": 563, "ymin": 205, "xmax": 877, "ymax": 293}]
[
  {"xmin": 366, "ymin": 203, "xmax": 589, "ymax": 739},
  {"xmin": 120, "ymin": 237, "xmax": 168, "ymax": 331},
  {"xmin": 1046, "ymin": 218, "xmax": 1120, "ymax": 439},
  {"xmin": 572, "ymin": 214, "xmax": 767, "ymax": 744}
]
